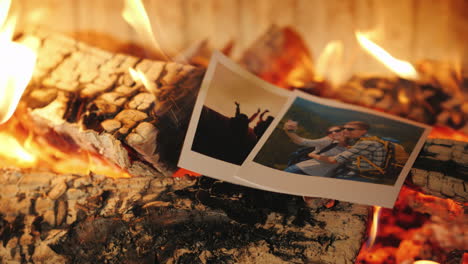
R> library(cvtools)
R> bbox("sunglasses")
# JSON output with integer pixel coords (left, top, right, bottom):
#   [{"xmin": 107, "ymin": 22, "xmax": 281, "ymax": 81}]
[
  {"xmin": 327, "ymin": 129, "xmax": 343, "ymax": 134},
  {"xmin": 343, "ymin": 127, "xmax": 361, "ymax": 131}
]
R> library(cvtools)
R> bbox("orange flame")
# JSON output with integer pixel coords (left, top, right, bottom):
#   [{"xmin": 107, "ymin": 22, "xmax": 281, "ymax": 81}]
[
  {"xmin": 367, "ymin": 206, "xmax": 382, "ymax": 248},
  {"xmin": 413, "ymin": 261, "xmax": 440, "ymax": 264},
  {"xmin": 0, "ymin": 0, "xmax": 37, "ymax": 124},
  {"xmin": 356, "ymin": 32, "xmax": 418, "ymax": 80},
  {"xmin": 0, "ymin": 113, "xmax": 131, "ymax": 178},
  {"xmin": 122, "ymin": 0, "xmax": 171, "ymax": 61},
  {"xmin": 0, "ymin": 132, "xmax": 35, "ymax": 165},
  {"xmin": 0, "ymin": 1, "xmax": 130, "ymax": 179}
]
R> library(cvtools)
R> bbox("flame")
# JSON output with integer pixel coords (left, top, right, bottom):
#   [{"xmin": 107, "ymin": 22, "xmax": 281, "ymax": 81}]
[
  {"xmin": 0, "ymin": 0, "xmax": 129, "ymax": 179},
  {"xmin": 413, "ymin": 261, "xmax": 440, "ymax": 264},
  {"xmin": 0, "ymin": 0, "xmax": 12, "ymax": 34},
  {"xmin": 315, "ymin": 41, "xmax": 344, "ymax": 86},
  {"xmin": 128, "ymin": 67, "xmax": 157, "ymax": 94},
  {"xmin": 367, "ymin": 206, "xmax": 382, "ymax": 248},
  {"xmin": 356, "ymin": 32, "xmax": 418, "ymax": 80},
  {"xmin": 122, "ymin": 0, "xmax": 170, "ymax": 61},
  {"xmin": 0, "ymin": 132, "xmax": 35, "ymax": 165},
  {"xmin": 0, "ymin": 0, "xmax": 37, "ymax": 124},
  {"xmin": 0, "ymin": 109, "xmax": 131, "ymax": 179},
  {"xmin": 128, "ymin": 67, "xmax": 148, "ymax": 86}
]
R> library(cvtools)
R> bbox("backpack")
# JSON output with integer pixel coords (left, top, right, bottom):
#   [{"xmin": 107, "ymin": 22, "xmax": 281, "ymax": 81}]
[{"xmin": 353, "ymin": 136, "xmax": 409, "ymax": 181}]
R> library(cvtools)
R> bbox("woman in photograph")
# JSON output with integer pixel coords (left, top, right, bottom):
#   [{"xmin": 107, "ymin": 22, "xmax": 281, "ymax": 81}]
[{"xmin": 283, "ymin": 120, "xmax": 348, "ymax": 177}]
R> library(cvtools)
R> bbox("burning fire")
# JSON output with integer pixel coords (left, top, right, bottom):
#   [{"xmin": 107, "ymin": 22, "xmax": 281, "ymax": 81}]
[
  {"xmin": 315, "ymin": 40, "xmax": 345, "ymax": 87},
  {"xmin": 122, "ymin": 0, "xmax": 174, "ymax": 61},
  {"xmin": 367, "ymin": 206, "xmax": 382, "ymax": 248},
  {"xmin": 0, "ymin": 3, "xmax": 466, "ymax": 261},
  {"xmin": 128, "ymin": 67, "xmax": 158, "ymax": 94},
  {"xmin": 0, "ymin": 0, "xmax": 37, "ymax": 124},
  {"xmin": 357, "ymin": 186, "xmax": 466, "ymax": 264},
  {"xmin": 0, "ymin": 131, "xmax": 36, "ymax": 165},
  {"xmin": 0, "ymin": 111, "xmax": 130, "ymax": 178},
  {"xmin": 356, "ymin": 32, "xmax": 419, "ymax": 80},
  {"xmin": 429, "ymin": 126, "xmax": 468, "ymax": 142},
  {"xmin": 0, "ymin": 1, "xmax": 130, "ymax": 179}
]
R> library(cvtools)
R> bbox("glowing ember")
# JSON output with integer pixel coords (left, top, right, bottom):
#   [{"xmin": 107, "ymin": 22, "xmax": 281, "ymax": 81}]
[
  {"xmin": 122, "ymin": 0, "xmax": 170, "ymax": 61},
  {"xmin": 413, "ymin": 261, "xmax": 440, "ymax": 264},
  {"xmin": 172, "ymin": 168, "xmax": 201, "ymax": 178},
  {"xmin": 397, "ymin": 89, "xmax": 410, "ymax": 105},
  {"xmin": 0, "ymin": 0, "xmax": 37, "ymax": 124},
  {"xmin": 429, "ymin": 126, "xmax": 468, "ymax": 142},
  {"xmin": 356, "ymin": 185, "xmax": 465, "ymax": 264},
  {"xmin": 356, "ymin": 32, "xmax": 419, "ymax": 80}
]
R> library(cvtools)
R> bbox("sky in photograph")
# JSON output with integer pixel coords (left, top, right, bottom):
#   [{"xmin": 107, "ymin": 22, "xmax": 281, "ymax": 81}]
[{"xmin": 204, "ymin": 63, "xmax": 287, "ymax": 128}]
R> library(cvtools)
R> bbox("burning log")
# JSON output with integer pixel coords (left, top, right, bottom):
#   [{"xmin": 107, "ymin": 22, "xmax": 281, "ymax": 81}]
[
  {"xmin": 0, "ymin": 138, "xmax": 464, "ymax": 263},
  {"xmin": 238, "ymin": 25, "xmax": 316, "ymax": 91},
  {"xmin": 17, "ymin": 29, "xmax": 205, "ymax": 177},
  {"xmin": 333, "ymin": 75, "xmax": 468, "ymax": 134},
  {"xmin": 410, "ymin": 138, "xmax": 468, "ymax": 203},
  {"xmin": 0, "ymin": 169, "xmax": 369, "ymax": 264}
]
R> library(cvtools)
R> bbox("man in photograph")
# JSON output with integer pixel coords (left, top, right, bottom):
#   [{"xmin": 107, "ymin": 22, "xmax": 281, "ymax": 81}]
[
  {"xmin": 308, "ymin": 121, "xmax": 387, "ymax": 179},
  {"xmin": 282, "ymin": 120, "xmax": 348, "ymax": 176}
]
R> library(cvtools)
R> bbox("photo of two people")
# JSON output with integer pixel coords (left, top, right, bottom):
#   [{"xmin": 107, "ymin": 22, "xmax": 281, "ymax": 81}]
[
  {"xmin": 238, "ymin": 93, "xmax": 430, "ymax": 207},
  {"xmin": 280, "ymin": 119, "xmax": 408, "ymax": 185},
  {"xmin": 252, "ymin": 96, "xmax": 426, "ymax": 186}
]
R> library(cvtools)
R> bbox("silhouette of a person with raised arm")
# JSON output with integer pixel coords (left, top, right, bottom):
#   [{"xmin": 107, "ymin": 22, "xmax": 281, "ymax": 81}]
[{"xmin": 253, "ymin": 109, "xmax": 273, "ymax": 139}]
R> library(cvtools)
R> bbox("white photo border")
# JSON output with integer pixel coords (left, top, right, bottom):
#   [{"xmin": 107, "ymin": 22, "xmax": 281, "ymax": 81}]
[
  {"xmin": 178, "ymin": 51, "xmax": 290, "ymax": 186},
  {"xmin": 235, "ymin": 90, "xmax": 431, "ymax": 208}
]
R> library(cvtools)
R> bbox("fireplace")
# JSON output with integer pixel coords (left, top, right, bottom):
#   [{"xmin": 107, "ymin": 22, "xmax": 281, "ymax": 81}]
[{"xmin": 0, "ymin": 1, "xmax": 467, "ymax": 263}]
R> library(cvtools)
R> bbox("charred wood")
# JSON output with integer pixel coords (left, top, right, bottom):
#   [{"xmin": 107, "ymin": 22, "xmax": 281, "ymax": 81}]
[
  {"xmin": 0, "ymin": 170, "xmax": 368, "ymax": 264},
  {"xmin": 410, "ymin": 139, "xmax": 468, "ymax": 203},
  {"xmin": 333, "ymin": 76, "xmax": 468, "ymax": 134},
  {"xmin": 17, "ymin": 30, "xmax": 205, "ymax": 177}
]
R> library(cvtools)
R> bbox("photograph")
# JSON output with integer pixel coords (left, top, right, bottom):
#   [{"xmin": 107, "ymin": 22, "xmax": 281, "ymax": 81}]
[
  {"xmin": 237, "ymin": 91, "xmax": 431, "ymax": 207},
  {"xmin": 178, "ymin": 51, "xmax": 290, "ymax": 184}
]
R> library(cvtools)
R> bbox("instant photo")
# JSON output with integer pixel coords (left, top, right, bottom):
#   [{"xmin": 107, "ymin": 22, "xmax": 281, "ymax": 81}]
[
  {"xmin": 237, "ymin": 91, "xmax": 431, "ymax": 207},
  {"xmin": 178, "ymin": 51, "xmax": 290, "ymax": 184}
]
